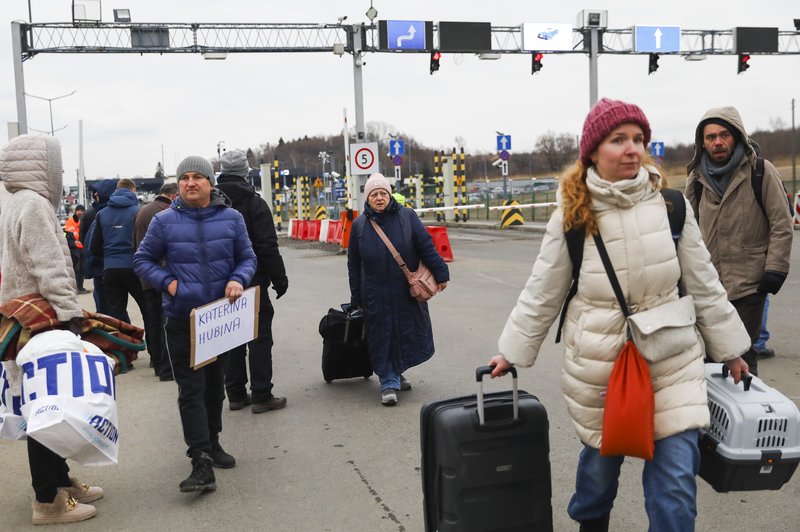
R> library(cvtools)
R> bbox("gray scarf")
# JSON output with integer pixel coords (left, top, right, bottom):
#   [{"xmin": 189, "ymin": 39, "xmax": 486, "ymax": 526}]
[{"xmin": 700, "ymin": 142, "xmax": 746, "ymax": 198}]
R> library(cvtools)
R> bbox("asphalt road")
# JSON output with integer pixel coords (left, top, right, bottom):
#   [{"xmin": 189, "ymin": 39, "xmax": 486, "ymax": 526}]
[{"xmin": 1, "ymin": 226, "xmax": 798, "ymax": 531}]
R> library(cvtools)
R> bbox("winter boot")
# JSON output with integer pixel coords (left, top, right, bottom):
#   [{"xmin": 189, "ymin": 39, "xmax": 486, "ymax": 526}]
[
  {"xmin": 58, "ymin": 477, "xmax": 104, "ymax": 503},
  {"xmin": 32, "ymin": 490, "xmax": 97, "ymax": 525},
  {"xmin": 579, "ymin": 513, "xmax": 610, "ymax": 532},
  {"xmin": 210, "ymin": 442, "xmax": 236, "ymax": 469},
  {"xmin": 179, "ymin": 451, "xmax": 216, "ymax": 493}
]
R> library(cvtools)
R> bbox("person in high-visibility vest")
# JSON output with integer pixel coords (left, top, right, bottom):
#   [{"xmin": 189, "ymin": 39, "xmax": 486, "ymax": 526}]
[{"xmin": 64, "ymin": 204, "xmax": 89, "ymax": 294}]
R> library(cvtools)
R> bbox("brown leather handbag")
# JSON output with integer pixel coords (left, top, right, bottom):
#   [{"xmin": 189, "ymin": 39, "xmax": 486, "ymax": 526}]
[{"xmin": 369, "ymin": 219, "xmax": 439, "ymax": 302}]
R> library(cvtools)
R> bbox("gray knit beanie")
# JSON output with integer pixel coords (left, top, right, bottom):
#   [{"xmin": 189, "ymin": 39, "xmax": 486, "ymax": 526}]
[
  {"xmin": 220, "ymin": 149, "xmax": 249, "ymax": 178},
  {"xmin": 176, "ymin": 155, "xmax": 215, "ymax": 185}
]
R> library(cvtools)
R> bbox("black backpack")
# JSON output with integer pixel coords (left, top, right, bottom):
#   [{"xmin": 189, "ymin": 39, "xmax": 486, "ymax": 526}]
[
  {"xmin": 554, "ymin": 188, "xmax": 686, "ymax": 343},
  {"xmin": 693, "ymin": 157, "xmax": 792, "ymax": 219}
]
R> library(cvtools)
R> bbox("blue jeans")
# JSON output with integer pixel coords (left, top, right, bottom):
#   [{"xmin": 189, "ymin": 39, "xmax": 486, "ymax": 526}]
[
  {"xmin": 568, "ymin": 429, "xmax": 700, "ymax": 532},
  {"xmin": 754, "ymin": 296, "xmax": 770, "ymax": 351}
]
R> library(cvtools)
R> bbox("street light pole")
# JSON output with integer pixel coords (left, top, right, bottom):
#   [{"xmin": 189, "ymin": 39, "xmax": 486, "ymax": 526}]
[{"xmin": 24, "ymin": 90, "xmax": 76, "ymax": 135}]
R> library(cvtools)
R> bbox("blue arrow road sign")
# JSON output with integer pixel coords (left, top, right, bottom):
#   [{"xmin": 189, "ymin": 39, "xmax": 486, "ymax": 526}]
[
  {"xmin": 634, "ymin": 26, "xmax": 681, "ymax": 53},
  {"xmin": 650, "ymin": 141, "xmax": 665, "ymax": 157},
  {"xmin": 496, "ymin": 135, "xmax": 512, "ymax": 152},
  {"xmin": 387, "ymin": 21, "xmax": 426, "ymax": 50},
  {"xmin": 390, "ymin": 139, "xmax": 405, "ymax": 156}
]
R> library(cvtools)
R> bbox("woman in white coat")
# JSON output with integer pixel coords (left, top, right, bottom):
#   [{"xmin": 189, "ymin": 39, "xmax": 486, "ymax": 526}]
[{"xmin": 488, "ymin": 99, "xmax": 750, "ymax": 532}]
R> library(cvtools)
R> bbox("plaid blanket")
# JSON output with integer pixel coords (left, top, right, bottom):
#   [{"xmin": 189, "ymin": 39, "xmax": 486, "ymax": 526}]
[{"xmin": 0, "ymin": 293, "xmax": 145, "ymax": 374}]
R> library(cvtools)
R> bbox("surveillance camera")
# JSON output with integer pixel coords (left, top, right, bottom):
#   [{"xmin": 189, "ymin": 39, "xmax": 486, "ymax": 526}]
[
  {"xmin": 337, "ymin": 15, "xmax": 348, "ymax": 23},
  {"xmin": 492, "ymin": 159, "xmax": 503, "ymax": 167}
]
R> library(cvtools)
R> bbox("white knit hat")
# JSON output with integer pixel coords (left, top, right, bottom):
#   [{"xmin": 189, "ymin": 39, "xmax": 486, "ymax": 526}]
[{"xmin": 364, "ymin": 173, "xmax": 391, "ymax": 198}]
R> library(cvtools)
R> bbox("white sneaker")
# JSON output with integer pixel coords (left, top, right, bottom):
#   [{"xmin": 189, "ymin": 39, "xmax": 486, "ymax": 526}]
[{"xmin": 381, "ymin": 388, "xmax": 398, "ymax": 406}]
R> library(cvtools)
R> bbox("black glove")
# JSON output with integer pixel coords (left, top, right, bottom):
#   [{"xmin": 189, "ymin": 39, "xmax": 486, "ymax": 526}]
[
  {"xmin": 757, "ymin": 271, "xmax": 787, "ymax": 295},
  {"xmin": 272, "ymin": 279, "xmax": 288, "ymax": 300},
  {"xmin": 66, "ymin": 316, "xmax": 84, "ymax": 337}
]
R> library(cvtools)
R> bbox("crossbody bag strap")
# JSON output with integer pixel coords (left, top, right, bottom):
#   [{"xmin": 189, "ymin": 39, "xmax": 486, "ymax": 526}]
[
  {"xmin": 591, "ymin": 233, "xmax": 631, "ymax": 318},
  {"xmin": 369, "ymin": 219, "xmax": 415, "ymax": 283}
]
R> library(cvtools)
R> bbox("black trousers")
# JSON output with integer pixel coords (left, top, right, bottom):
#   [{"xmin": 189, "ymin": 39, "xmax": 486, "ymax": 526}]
[
  {"xmin": 225, "ymin": 289, "xmax": 275, "ymax": 403},
  {"xmin": 28, "ymin": 437, "xmax": 71, "ymax": 503},
  {"xmin": 102, "ymin": 268, "xmax": 146, "ymax": 324},
  {"xmin": 142, "ymin": 288, "xmax": 171, "ymax": 378},
  {"xmin": 164, "ymin": 317, "xmax": 228, "ymax": 456},
  {"xmin": 730, "ymin": 292, "xmax": 767, "ymax": 376}
]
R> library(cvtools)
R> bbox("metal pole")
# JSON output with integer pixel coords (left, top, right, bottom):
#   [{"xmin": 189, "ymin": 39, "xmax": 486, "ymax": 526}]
[
  {"xmin": 48, "ymin": 100, "xmax": 54, "ymax": 135},
  {"xmin": 352, "ymin": 24, "xmax": 366, "ymax": 141},
  {"xmin": 588, "ymin": 28, "xmax": 600, "ymax": 107},
  {"xmin": 12, "ymin": 22, "xmax": 28, "ymax": 135},
  {"xmin": 78, "ymin": 119, "xmax": 86, "ymax": 206},
  {"xmin": 792, "ymin": 98, "xmax": 796, "ymax": 195}
]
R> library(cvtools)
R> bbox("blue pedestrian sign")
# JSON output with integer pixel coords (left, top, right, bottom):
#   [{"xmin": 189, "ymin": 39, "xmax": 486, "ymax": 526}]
[
  {"xmin": 496, "ymin": 135, "xmax": 512, "ymax": 152},
  {"xmin": 634, "ymin": 26, "xmax": 681, "ymax": 53},
  {"xmin": 389, "ymin": 139, "xmax": 405, "ymax": 156},
  {"xmin": 386, "ymin": 21, "xmax": 426, "ymax": 50},
  {"xmin": 650, "ymin": 141, "xmax": 665, "ymax": 157}
]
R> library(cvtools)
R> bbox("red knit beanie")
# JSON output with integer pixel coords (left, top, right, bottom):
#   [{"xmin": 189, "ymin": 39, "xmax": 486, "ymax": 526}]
[{"xmin": 579, "ymin": 98, "xmax": 652, "ymax": 167}]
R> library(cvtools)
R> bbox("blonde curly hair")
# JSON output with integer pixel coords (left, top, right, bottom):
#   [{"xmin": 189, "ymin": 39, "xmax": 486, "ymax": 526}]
[{"xmin": 560, "ymin": 155, "xmax": 663, "ymax": 235}]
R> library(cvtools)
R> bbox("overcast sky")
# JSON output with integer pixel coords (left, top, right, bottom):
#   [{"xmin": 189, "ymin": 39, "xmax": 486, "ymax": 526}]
[{"xmin": 1, "ymin": 1, "xmax": 798, "ymax": 184}]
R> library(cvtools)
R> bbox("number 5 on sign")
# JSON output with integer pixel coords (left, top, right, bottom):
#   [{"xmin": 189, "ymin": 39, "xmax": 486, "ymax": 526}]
[{"xmin": 349, "ymin": 142, "xmax": 379, "ymax": 175}]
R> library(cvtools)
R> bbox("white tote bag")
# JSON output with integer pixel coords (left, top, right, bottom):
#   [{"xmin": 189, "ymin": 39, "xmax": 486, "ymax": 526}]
[
  {"xmin": 0, "ymin": 361, "xmax": 27, "ymax": 440},
  {"xmin": 17, "ymin": 330, "xmax": 119, "ymax": 465}
]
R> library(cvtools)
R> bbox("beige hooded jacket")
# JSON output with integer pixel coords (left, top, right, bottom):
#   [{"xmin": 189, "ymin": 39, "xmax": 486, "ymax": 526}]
[
  {"xmin": 685, "ymin": 106, "xmax": 792, "ymax": 300},
  {"xmin": 498, "ymin": 167, "xmax": 750, "ymax": 448},
  {"xmin": 0, "ymin": 135, "xmax": 82, "ymax": 321}
]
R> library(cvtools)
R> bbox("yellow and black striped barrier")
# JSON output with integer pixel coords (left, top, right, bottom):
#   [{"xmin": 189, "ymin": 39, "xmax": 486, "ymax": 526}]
[
  {"xmin": 315, "ymin": 205, "xmax": 327, "ymax": 220},
  {"xmin": 500, "ymin": 200, "xmax": 525, "ymax": 228}
]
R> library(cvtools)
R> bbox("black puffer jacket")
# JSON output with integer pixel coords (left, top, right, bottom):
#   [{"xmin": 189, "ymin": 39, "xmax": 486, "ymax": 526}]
[{"xmin": 215, "ymin": 175, "xmax": 288, "ymax": 293}]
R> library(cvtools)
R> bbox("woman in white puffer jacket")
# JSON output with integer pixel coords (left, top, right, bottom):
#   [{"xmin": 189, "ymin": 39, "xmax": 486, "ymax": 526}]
[{"xmin": 488, "ymin": 99, "xmax": 750, "ymax": 532}]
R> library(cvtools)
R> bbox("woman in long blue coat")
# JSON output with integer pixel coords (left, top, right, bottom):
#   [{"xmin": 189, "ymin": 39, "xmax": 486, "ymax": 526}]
[{"xmin": 348, "ymin": 174, "xmax": 449, "ymax": 406}]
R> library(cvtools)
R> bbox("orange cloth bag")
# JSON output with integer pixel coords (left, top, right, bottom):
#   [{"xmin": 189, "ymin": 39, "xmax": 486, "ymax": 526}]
[{"xmin": 600, "ymin": 339, "xmax": 655, "ymax": 460}]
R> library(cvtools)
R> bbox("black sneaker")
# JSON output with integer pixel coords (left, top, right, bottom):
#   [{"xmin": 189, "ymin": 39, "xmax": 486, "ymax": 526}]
[
  {"xmin": 179, "ymin": 452, "xmax": 216, "ymax": 492},
  {"xmin": 228, "ymin": 394, "xmax": 251, "ymax": 411},
  {"xmin": 755, "ymin": 347, "xmax": 775, "ymax": 360},
  {"xmin": 399, "ymin": 375, "xmax": 412, "ymax": 391},
  {"xmin": 210, "ymin": 443, "xmax": 236, "ymax": 469}
]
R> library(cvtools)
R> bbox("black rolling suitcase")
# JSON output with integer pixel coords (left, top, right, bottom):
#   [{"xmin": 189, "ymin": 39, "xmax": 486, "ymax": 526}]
[
  {"xmin": 420, "ymin": 366, "xmax": 553, "ymax": 532},
  {"xmin": 318, "ymin": 305, "xmax": 372, "ymax": 382}
]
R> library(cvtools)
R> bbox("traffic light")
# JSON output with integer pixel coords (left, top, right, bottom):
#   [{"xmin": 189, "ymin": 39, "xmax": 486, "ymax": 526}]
[
  {"xmin": 737, "ymin": 53, "xmax": 750, "ymax": 74},
  {"xmin": 648, "ymin": 53, "xmax": 660, "ymax": 75},
  {"xmin": 430, "ymin": 50, "xmax": 441, "ymax": 75},
  {"xmin": 531, "ymin": 52, "xmax": 543, "ymax": 74}
]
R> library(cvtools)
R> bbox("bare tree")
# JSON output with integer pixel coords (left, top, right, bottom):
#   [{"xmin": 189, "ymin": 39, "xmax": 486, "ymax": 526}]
[{"xmin": 535, "ymin": 131, "xmax": 578, "ymax": 172}]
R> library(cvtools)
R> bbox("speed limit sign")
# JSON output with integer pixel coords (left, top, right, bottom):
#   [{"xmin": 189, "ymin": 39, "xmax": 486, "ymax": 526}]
[{"xmin": 349, "ymin": 142, "xmax": 379, "ymax": 175}]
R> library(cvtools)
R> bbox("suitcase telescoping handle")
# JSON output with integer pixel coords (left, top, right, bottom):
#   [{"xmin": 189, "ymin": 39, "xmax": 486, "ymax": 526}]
[
  {"xmin": 475, "ymin": 365, "xmax": 518, "ymax": 426},
  {"xmin": 720, "ymin": 364, "xmax": 753, "ymax": 391}
]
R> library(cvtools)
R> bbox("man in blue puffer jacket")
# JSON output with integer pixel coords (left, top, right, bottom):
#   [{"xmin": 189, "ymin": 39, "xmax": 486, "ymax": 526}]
[{"xmin": 133, "ymin": 156, "xmax": 256, "ymax": 494}]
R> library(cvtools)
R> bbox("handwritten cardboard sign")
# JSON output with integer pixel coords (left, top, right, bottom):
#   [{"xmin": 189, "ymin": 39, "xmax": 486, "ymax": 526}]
[{"xmin": 189, "ymin": 286, "xmax": 260, "ymax": 369}]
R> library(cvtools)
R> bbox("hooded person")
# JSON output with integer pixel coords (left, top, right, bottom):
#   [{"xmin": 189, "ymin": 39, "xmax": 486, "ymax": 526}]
[
  {"xmin": 134, "ymin": 155, "xmax": 257, "ymax": 493},
  {"xmin": 685, "ymin": 106, "xmax": 793, "ymax": 375},
  {"xmin": 216, "ymin": 149, "xmax": 289, "ymax": 413},
  {"xmin": 80, "ymin": 178, "xmax": 117, "ymax": 314},
  {"xmin": 347, "ymin": 173, "xmax": 450, "ymax": 406},
  {"xmin": 0, "ymin": 134, "xmax": 103, "ymax": 525}
]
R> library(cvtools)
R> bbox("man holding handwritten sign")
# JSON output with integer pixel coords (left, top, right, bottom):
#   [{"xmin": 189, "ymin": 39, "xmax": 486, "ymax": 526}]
[{"xmin": 134, "ymin": 156, "xmax": 256, "ymax": 494}]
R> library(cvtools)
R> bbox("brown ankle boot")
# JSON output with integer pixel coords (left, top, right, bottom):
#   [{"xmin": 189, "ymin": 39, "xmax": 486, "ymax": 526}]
[
  {"xmin": 32, "ymin": 490, "xmax": 97, "ymax": 525},
  {"xmin": 58, "ymin": 477, "xmax": 104, "ymax": 503}
]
